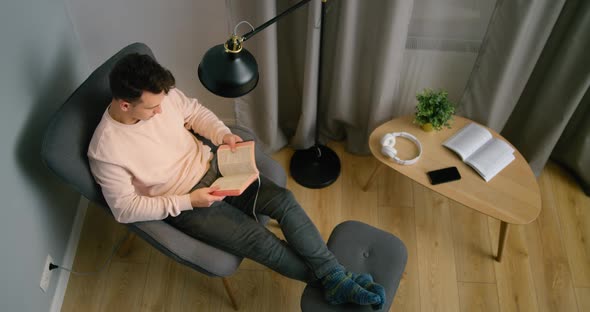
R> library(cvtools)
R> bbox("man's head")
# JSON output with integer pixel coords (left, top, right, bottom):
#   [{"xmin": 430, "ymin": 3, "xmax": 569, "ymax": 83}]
[{"xmin": 109, "ymin": 53, "xmax": 175, "ymax": 122}]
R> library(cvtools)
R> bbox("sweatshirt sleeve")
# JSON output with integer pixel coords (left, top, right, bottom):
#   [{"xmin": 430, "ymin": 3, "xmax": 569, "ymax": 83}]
[
  {"xmin": 170, "ymin": 88, "xmax": 231, "ymax": 145},
  {"xmin": 89, "ymin": 159, "xmax": 193, "ymax": 223}
]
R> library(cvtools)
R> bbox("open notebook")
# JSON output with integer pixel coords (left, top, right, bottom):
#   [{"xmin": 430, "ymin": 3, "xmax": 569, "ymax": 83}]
[
  {"xmin": 443, "ymin": 123, "xmax": 515, "ymax": 182},
  {"xmin": 210, "ymin": 141, "xmax": 259, "ymax": 196}
]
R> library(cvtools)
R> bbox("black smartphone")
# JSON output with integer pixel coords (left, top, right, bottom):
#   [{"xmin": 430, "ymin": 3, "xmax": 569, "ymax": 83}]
[{"xmin": 427, "ymin": 166, "xmax": 461, "ymax": 185}]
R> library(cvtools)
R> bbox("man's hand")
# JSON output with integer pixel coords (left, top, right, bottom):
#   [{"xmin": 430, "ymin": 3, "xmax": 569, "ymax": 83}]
[
  {"xmin": 222, "ymin": 133, "xmax": 243, "ymax": 152},
  {"xmin": 190, "ymin": 187, "xmax": 225, "ymax": 207}
]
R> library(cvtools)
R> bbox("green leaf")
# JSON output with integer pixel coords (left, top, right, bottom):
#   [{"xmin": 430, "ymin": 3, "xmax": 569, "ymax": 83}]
[{"xmin": 413, "ymin": 88, "xmax": 455, "ymax": 131}]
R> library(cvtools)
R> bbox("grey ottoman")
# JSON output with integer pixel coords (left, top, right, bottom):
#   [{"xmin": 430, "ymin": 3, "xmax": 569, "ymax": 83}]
[{"xmin": 301, "ymin": 221, "xmax": 407, "ymax": 311}]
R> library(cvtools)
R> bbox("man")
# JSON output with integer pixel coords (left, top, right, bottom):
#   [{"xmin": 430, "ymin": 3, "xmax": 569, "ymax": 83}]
[{"xmin": 88, "ymin": 53, "xmax": 385, "ymax": 308}]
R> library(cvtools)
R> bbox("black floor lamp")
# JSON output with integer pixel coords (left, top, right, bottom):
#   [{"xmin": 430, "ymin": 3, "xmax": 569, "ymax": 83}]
[{"xmin": 198, "ymin": 0, "xmax": 340, "ymax": 189}]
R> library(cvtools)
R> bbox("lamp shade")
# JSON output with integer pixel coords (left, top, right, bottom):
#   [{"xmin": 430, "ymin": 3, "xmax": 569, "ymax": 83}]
[{"xmin": 198, "ymin": 44, "xmax": 259, "ymax": 98}]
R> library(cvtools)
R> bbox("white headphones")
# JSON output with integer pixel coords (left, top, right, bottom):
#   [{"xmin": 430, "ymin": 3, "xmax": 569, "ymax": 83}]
[{"xmin": 380, "ymin": 132, "xmax": 422, "ymax": 165}]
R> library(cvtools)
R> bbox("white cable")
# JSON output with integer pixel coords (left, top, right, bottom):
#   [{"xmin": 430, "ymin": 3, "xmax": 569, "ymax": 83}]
[
  {"xmin": 50, "ymin": 232, "xmax": 130, "ymax": 276},
  {"xmin": 233, "ymin": 20, "xmax": 255, "ymax": 37},
  {"xmin": 252, "ymin": 176, "xmax": 261, "ymax": 223}
]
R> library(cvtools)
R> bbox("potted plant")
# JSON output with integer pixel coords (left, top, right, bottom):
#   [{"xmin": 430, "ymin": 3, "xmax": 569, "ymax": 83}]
[{"xmin": 413, "ymin": 88, "xmax": 455, "ymax": 132}]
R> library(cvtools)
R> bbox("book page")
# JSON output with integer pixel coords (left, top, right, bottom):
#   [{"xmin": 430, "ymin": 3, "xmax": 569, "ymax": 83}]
[
  {"xmin": 443, "ymin": 123, "xmax": 493, "ymax": 161},
  {"xmin": 216, "ymin": 141, "xmax": 259, "ymax": 177},
  {"xmin": 465, "ymin": 138, "xmax": 515, "ymax": 181},
  {"xmin": 211, "ymin": 174, "xmax": 257, "ymax": 190}
]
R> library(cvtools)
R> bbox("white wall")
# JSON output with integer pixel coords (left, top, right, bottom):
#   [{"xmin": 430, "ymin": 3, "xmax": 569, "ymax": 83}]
[
  {"xmin": 0, "ymin": 0, "xmax": 88, "ymax": 311},
  {"xmin": 65, "ymin": 0, "xmax": 236, "ymax": 122}
]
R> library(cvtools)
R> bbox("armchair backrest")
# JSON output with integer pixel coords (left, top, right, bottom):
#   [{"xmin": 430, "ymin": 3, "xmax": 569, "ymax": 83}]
[{"xmin": 42, "ymin": 43, "xmax": 154, "ymax": 206}]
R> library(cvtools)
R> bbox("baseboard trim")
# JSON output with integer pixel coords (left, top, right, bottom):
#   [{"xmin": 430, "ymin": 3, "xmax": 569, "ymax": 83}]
[{"xmin": 50, "ymin": 196, "xmax": 89, "ymax": 312}]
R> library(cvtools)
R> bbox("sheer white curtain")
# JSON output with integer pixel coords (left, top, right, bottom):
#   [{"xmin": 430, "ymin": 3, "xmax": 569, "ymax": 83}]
[
  {"xmin": 226, "ymin": 0, "xmax": 497, "ymax": 154},
  {"xmin": 400, "ymin": 0, "xmax": 496, "ymax": 115},
  {"xmin": 224, "ymin": 0, "xmax": 590, "ymax": 192}
]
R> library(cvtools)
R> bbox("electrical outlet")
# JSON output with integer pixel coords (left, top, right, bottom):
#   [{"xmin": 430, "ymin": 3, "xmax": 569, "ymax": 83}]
[{"xmin": 39, "ymin": 254, "xmax": 54, "ymax": 293}]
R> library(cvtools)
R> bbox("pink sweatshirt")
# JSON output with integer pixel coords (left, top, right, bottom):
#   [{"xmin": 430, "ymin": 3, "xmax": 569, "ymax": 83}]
[{"xmin": 88, "ymin": 88, "xmax": 231, "ymax": 223}]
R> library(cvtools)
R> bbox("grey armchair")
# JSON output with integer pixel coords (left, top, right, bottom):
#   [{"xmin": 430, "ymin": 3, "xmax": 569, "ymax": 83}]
[{"xmin": 41, "ymin": 42, "xmax": 286, "ymax": 310}]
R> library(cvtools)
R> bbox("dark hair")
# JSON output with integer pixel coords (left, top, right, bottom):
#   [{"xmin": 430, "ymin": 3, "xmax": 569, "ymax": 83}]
[{"xmin": 109, "ymin": 53, "xmax": 175, "ymax": 103}]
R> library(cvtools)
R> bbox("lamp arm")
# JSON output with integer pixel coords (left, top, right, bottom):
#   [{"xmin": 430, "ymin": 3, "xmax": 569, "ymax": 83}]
[{"xmin": 241, "ymin": 0, "xmax": 312, "ymax": 42}]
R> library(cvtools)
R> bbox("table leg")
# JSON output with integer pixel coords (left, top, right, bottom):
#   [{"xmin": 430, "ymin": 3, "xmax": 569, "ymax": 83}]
[
  {"xmin": 362, "ymin": 163, "xmax": 384, "ymax": 192},
  {"xmin": 495, "ymin": 221, "xmax": 509, "ymax": 262}
]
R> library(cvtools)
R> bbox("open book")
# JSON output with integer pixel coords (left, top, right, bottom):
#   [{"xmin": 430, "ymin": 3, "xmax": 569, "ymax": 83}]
[
  {"xmin": 443, "ymin": 123, "xmax": 515, "ymax": 182},
  {"xmin": 210, "ymin": 141, "xmax": 259, "ymax": 196}
]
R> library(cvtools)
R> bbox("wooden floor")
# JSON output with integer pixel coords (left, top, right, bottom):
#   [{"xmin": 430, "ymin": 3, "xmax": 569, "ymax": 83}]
[{"xmin": 61, "ymin": 142, "xmax": 590, "ymax": 312}]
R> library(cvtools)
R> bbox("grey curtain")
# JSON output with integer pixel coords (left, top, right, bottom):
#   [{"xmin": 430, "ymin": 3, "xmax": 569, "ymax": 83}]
[
  {"xmin": 231, "ymin": 0, "xmax": 414, "ymax": 154},
  {"xmin": 460, "ymin": 0, "xmax": 590, "ymax": 194}
]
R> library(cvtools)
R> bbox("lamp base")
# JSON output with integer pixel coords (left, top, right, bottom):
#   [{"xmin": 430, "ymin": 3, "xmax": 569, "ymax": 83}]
[{"xmin": 289, "ymin": 145, "xmax": 341, "ymax": 189}]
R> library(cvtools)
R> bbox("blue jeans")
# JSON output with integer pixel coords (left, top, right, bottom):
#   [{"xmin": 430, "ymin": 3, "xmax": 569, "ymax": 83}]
[{"xmin": 165, "ymin": 157, "xmax": 339, "ymax": 282}]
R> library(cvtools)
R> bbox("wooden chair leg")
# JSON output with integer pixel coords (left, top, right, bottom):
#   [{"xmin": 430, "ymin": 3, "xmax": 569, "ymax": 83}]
[
  {"xmin": 222, "ymin": 277, "xmax": 239, "ymax": 310},
  {"xmin": 116, "ymin": 232, "xmax": 136, "ymax": 258}
]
